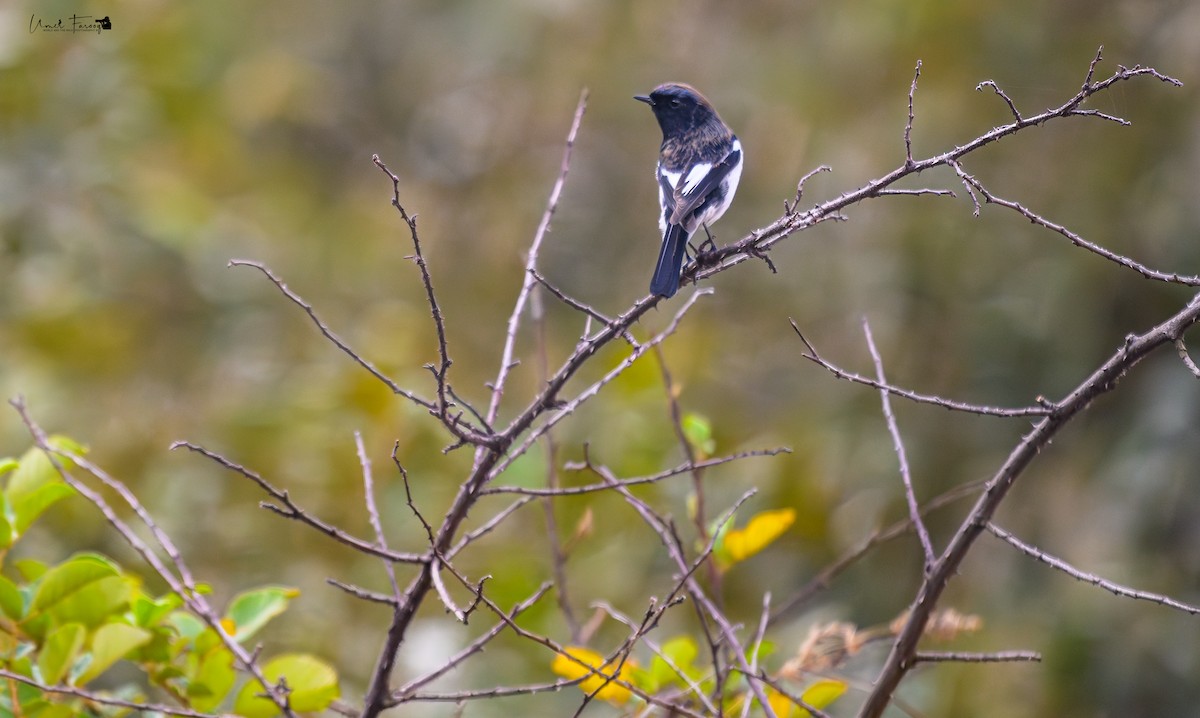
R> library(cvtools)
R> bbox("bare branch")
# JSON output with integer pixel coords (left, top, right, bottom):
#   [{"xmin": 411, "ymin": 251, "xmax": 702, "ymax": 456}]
[
  {"xmin": 914, "ymin": 650, "xmax": 1041, "ymax": 664},
  {"xmin": 770, "ymin": 480, "xmax": 982, "ymax": 625},
  {"xmin": 445, "ymin": 497, "xmax": 536, "ymax": 559},
  {"xmin": 0, "ymin": 667, "xmax": 221, "ymax": 717},
  {"xmin": 487, "ymin": 89, "xmax": 589, "ymax": 425},
  {"xmin": 529, "ymin": 268, "xmax": 639, "ymax": 348},
  {"xmin": 358, "ymin": 432, "xmax": 401, "ymax": 601},
  {"xmin": 1175, "ymin": 337, "xmax": 1200, "ymax": 378},
  {"xmin": 492, "ymin": 289, "xmax": 712, "ymax": 479},
  {"xmin": 905, "ymin": 60, "xmax": 921, "ymax": 166},
  {"xmin": 371, "ymin": 157, "xmax": 456, "ymax": 431},
  {"xmin": 485, "ymin": 447, "xmax": 789, "ymax": 497},
  {"xmin": 791, "ymin": 320, "xmax": 1049, "ymax": 417},
  {"xmin": 228, "ymin": 259, "xmax": 435, "ymax": 412},
  {"xmin": 862, "ymin": 318, "xmax": 935, "ymax": 571},
  {"xmin": 392, "ymin": 582, "xmax": 553, "ymax": 701},
  {"xmin": 953, "ymin": 169, "xmax": 1200, "ymax": 286},
  {"xmin": 874, "ymin": 188, "xmax": 954, "ymax": 198},
  {"xmin": 171, "ymin": 441, "xmax": 425, "ymax": 564},
  {"xmin": 987, "ymin": 523, "xmax": 1200, "ymax": 615},
  {"xmin": 975, "ymin": 80, "xmax": 1022, "ymax": 122},
  {"xmin": 327, "ymin": 578, "xmax": 399, "ymax": 606}
]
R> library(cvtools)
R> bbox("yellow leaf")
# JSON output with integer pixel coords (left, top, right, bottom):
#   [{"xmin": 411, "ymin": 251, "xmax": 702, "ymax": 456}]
[
  {"xmin": 723, "ymin": 509, "xmax": 796, "ymax": 563},
  {"xmin": 551, "ymin": 646, "xmax": 636, "ymax": 705},
  {"xmin": 767, "ymin": 686, "xmax": 796, "ymax": 717},
  {"xmin": 800, "ymin": 678, "xmax": 847, "ymax": 710}
]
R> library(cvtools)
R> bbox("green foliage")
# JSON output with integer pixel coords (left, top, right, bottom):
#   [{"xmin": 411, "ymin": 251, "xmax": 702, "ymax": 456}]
[{"xmin": 0, "ymin": 441, "xmax": 339, "ymax": 716}]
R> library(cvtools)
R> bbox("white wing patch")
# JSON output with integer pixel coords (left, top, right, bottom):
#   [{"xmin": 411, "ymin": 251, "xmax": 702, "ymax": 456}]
[{"xmin": 680, "ymin": 163, "xmax": 713, "ymax": 195}]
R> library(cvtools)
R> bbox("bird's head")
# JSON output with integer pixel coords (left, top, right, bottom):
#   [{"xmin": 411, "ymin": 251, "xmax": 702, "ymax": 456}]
[{"xmin": 634, "ymin": 83, "xmax": 721, "ymax": 138}]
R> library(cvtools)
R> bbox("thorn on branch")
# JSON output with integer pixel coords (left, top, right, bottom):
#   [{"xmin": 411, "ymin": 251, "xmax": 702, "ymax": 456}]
[
  {"xmin": 790, "ymin": 165, "xmax": 832, "ymax": 216},
  {"xmin": 1083, "ymin": 45, "xmax": 1104, "ymax": 90},
  {"xmin": 749, "ymin": 245, "xmax": 778, "ymax": 274},
  {"xmin": 975, "ymin": 80, "xmax": 1022, "ymax": 122},
  {"xmin": 905, "ymin": 60, "xmax": 922, "ymax": 167}
]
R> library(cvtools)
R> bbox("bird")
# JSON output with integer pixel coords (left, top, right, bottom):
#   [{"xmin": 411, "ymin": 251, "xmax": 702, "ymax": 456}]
[{"xmin": 635, "ymin": 83, "xmax": 743, "ymax": 298}]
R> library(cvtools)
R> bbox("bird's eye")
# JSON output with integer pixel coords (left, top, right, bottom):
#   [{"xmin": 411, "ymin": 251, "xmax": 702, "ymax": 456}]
[{"xmin": 670, "ymin": 98, "xmax": 681, "ymax": 107}]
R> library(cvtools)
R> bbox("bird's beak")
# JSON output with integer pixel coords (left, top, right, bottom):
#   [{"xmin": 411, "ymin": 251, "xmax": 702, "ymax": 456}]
[{"xmin": 633, "ymin": 94, "xmax": 653, "ymax": 105}]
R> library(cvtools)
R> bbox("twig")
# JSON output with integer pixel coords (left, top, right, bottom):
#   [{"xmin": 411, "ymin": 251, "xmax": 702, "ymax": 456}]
[
  {"xmin": 492, "ymin": 289, "xmax": 711, "ymax": 480},
  {"xmin": 487, "ymin": 448, "xmax": 790, "ymax": 497},
  {"xmin": 654, "ymin": 346, "xmax": 721, "ymax": 598},
  {"xmin": 228, "ymin": 259, "xmax": 435, "ymax": 412},
  {"xmin": 953, "ymin": 169, "xmax": 1200, "ymax": 286},
  {"xmin": 392, "ymin": 582, "xmax": 553, "ymax": 701},
  {"xmin": 874, "ymin": 188, "xmax": 954, "ymax": 197},
  {"xmin": 486, "ymin": 89, "xmax": 589, "ymax": 426},
  {"xmin": 769, "ymin": 479, "xmax": 982, "ymax": 625},
  {"xmin": 358, "ymin": 432, "xmax": 401, "ymax": 601},
  {"xmin": 171, "ymin": 441, "xmax": 425, "ymax": 564},
  {"xmin": 986, "ymin": 523, "xmax": 1200, "ymax": 615},
  {"xmin": 905, "ymin": 60, "xmax": 921, "ymax": 166},
  {"xmin": 862, "ymin": 318, "xmax": 935, "ymax": 571},
  {"xmin": 444, "ymin": 497, "xmax": 535, "ymax": 559},
  {"xmin": 1175, "ymin": 337, "xmax": 1200, "ymax": 378},
  {"xmin": 327, "ymin": 579, "xmax": 399, "ymax": 606},
  {"xmin": 975, "ymin": 80, "xmax": 1022, "ymax": 122},
  {"xmin": 529, "ymin": 269, "xmax": 639, "ymax": 348},
  {"xmin": 370, "ymin": 158, "xmax": 457, "ymax": 437},
  {"xmin": 913, "ymin": 650, "xmax": 1041, "ymax": 664},
  {"xmin": 791, "ymin": 320, "xmax": 1049, "ymax": 417},
  {"xmin": 0, "ymin": 667, "xmax": 220, "ymax": 717},
  {"xmin": 786, "ymin": 165, "xmax": 832, "ymax": 215}
]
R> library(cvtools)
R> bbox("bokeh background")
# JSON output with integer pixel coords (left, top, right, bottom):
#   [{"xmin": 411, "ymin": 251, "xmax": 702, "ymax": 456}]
[{"xmin": 3, "ymin": 1, "xmax": 1200, "ymax": 716}]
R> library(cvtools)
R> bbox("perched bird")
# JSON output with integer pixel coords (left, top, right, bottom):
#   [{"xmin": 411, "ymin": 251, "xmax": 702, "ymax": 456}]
[{"xmin": 635, "ymin": 83, "xmax": 743, "ymax": 298}]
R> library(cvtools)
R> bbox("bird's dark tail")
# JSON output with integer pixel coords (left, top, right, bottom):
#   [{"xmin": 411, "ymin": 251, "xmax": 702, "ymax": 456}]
[{"xmin": 650, "ymin": 224, "xmax": 689, "ymax": 298}]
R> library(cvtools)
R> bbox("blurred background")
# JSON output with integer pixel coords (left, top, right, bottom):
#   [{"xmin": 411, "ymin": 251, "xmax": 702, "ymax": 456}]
[{"xmin": 3, "ymin": 0, "xmax": 1200, "ymax": 715}]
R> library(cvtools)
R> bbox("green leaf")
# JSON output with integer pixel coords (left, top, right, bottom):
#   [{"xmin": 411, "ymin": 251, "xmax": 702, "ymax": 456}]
[
  {"xmin": 0, "ymin": 574, "xmax": 25, "ymax": 620},
  {"xmin": 12, "ymin": 483, "xmax": 75, "ymax": 536},
  {"xmin": 168, "ymin": 611, "xmax": 205, "ymax": 640},
  {"xmin": 188, "ymin": 648, "xmax": 236, "ymax": 712},
  {"xmin": 800, "ymin": 679, "xmax": 847, "ymax": 710},
  {"xmin": 6, "ymin": 437, "xmax": 82, "ymax": 511},
  {"xmin": 233, "ymin": 654, "xmax": 339, "ymax": 717},
  {"xmin": 27, "ymin": 705, "xmax": 77, "ymax": 718},
  {"xmin": 30, "ymin": 554, "xmax": 131, "ymax": 627},
  {"xmin": 0, "ymin": 458, "xmax": 18, "ymax": 476},
  {"xmin": 77, "ymin": 623, "xmax": 152, "ymax": 684},
  {"xmin": 226, "ymin": 586, "xmax": 298, "ymax": 643},
  {"xmin": 37, "ymin": 622, "xmax": 85, "ymax": 685},
  {"xmin": 132, "ymin": 591, "xmax": 183, "ymax": 628},
  {"xmin": 647, "ymin": 635, "xmax": 699, "ymax": 691},
  {"xmin": 0, "ymin": 491, "xmax": 14, "ymax": 551},
  {"xmin": 681, "ymin": 413, "xmax": 716, "ymax": 456},
  {"xmin": 14, "ymin": 559, "xmax": 48, "ymax": 582}
]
